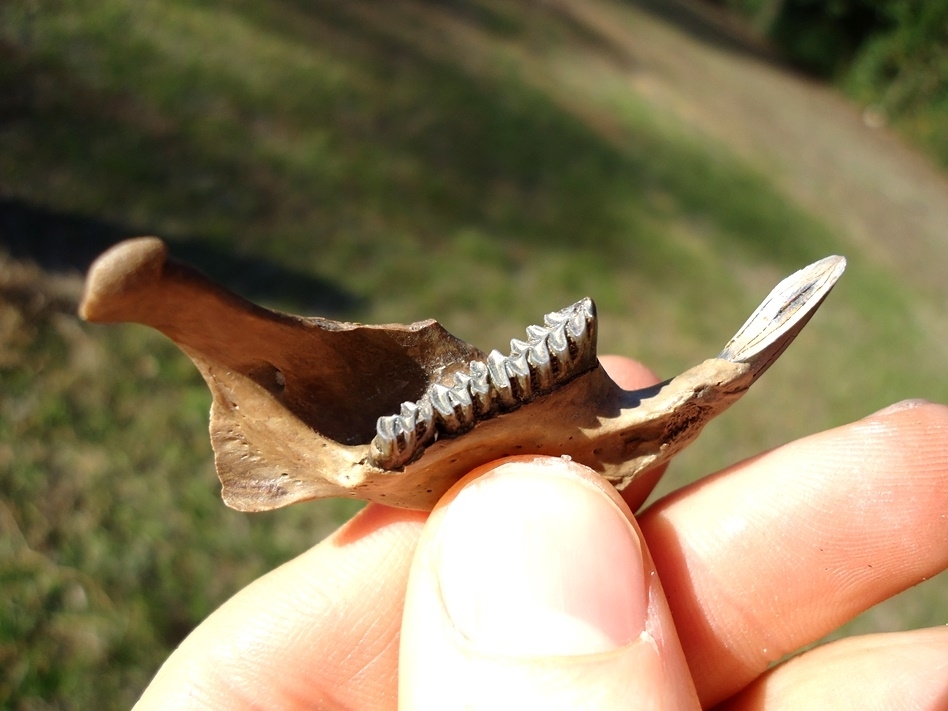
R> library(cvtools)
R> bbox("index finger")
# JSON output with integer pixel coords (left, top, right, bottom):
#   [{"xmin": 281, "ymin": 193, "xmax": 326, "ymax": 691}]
[{"xmin": 639, "ymin": 400, "xmax": 948, "ymax": 707}]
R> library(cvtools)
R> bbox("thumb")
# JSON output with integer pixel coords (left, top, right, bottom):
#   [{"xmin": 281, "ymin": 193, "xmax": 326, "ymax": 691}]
[{"xmin": 399, "ymin": 456, "xmax": 700, "ymax": 710}]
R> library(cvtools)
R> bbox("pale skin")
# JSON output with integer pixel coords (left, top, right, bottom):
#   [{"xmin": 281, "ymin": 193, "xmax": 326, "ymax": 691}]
[{"xmin": 135, "ymin": 356, "xmax": 948, "ymax": 710}]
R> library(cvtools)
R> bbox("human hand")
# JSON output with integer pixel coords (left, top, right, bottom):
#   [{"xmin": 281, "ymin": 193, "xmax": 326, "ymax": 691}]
[{"xmin": 134, "ymin": 357, "xmax": 948, "ymax": 710}]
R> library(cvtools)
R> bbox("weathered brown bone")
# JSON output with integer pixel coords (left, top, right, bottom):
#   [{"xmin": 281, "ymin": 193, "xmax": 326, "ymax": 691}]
[{"xmin": 80, "ymin": 238, "xmax": 845, "ymax": 511}]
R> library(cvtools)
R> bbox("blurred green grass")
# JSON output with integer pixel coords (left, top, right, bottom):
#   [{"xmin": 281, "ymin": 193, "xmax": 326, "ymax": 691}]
[{"xmin": 1, "ymin": 0, "xmax": 946, "ymax": 708}]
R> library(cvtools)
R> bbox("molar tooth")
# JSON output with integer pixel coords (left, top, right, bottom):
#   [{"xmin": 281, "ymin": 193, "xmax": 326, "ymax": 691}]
[
  {"xmin": 538, "ymin": 298, "xmax": 599, "ymax": 378},
  {"xmin": 395, "ymin": 415, "xmax": 417, "ymax": 452},
  {"xmin": 579, "ymin": 298, "xmax": 598, "ymax": 343},
  {"xmin": 546, "ymin": 322, "xmax": 570, "ymax": 373},
  {"xmin": 416, "ymin": 395, "xmax": 436, "ymax": 441},
  {"xmin": 543, "ymin": 299, "xmax": 596, "ymax": 345},
  {"xmin": 371, "ymin": 437, "xmax": 395, "ymax": 467},
  {"xmin": 372, "ymin": 414, "xmax": 411, "ymax": 468},
  {"xmin": 429, "ymin": 383, "xmax": 474, "ymax": 433},
  {"xmin": 504, "ymin": 350, "xmax": 533, "ymax": 401},
  {"xmin": 565, "ymin": 319, "xmax": 585, "ymax": 363},
  {"xmin": 429, "ymin": 384, "xmax": 458, "ymax": 432},
  {"xmin": 543, "ymin": 307, "xmax": 568, "ymax": 329},
  {"xmin": 547, "ymin": 322, "xmax": 568, "ymax": 352},
  {"xmin": 563, "ymin": 299, "xmax": 597, "ymax": 366},
  {"xmin": 377, "ymin": 413, "xmax": 398, "ymax": 440},
  {"xmin": 371, "ymin": 396, "xmax": 435, "ymax": 469},
  {"xmin": 579, "ymin": 297, "xmax": 596, "ymax": 319},
  {"xmin": 398, "ymin": 401, "xmax": 418, "ymax": 429},
  {"xmin": 509, "ymin": 338, "xmax": 531, "ymax": 355},
  {"xmin": 457, "ymin": 365, "xmax": 494, "ymax": 417},
  {"xmin": 401, "ymin": 398, "xmax": 435, "ymax": 445},
  {"xmin": 525, "ymin": 337, "xmax": 554, "ymax": 391},
  {"xmin": 452, "ymin": 370, "xmax": 471, "ymax": 391},
  {"xmin": 374, "ymin": 415, "xmax": 399, "ymax": 459},
  {"xmin": 487, "ymin": 350, "xmax": 518, "ymax": 409},
  {"xmin": 526, "ymin": 324, "xmax": 549, "ymax": 343},
  {"xmin": 566, "ymin": 308, "xmax": 589, "ymax": 341},
  {"xmin": 451, "ymin": 383, "xmax": 474, "ymax": 426}
]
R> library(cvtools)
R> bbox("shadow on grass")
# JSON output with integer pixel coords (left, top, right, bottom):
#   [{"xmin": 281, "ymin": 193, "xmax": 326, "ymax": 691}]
[
  {"xmin": 0, "ymin": 196, "xmax": 363, "ymax": 316},
  {"xmin": 211, "ymin": 0, "xmax": 825, "ymax": 271},
  {"xmin": 0, "ymin": 0, "xmax": 828, "ymax": 310}
]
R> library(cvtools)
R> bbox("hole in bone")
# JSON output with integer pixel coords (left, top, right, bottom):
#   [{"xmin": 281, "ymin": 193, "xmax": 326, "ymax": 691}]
[{"xmin": 246, "ymin": 362, "xmax": 286, "ymax": 395}]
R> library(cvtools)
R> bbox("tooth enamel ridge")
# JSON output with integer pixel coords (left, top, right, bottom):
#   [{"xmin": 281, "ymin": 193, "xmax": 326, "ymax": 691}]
[
  {"xmin": 505, "ymin": 349, "xmax": 533, "ymax": 401},
  {"xmin": 370, "ymin": 298, "xmax": 598, "ymax": 469},
  {"xmin": 461, "ymin": 362, "xmax": 493, "ymax": 416},
  {"xmin": 487, "ymin": 350, "xmax": 517, "ymax": 409}
]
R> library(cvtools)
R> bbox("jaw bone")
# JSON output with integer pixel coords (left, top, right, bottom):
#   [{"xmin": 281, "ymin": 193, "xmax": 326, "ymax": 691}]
[{"xmin": 80, "ymin": 237, "xmax": 845, "ymax": 511}]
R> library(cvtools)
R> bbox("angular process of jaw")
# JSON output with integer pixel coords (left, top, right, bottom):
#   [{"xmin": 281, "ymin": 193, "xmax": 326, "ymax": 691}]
[{"xmin": 80, "ymin": 238, "xmax": 845, "ymax": 511}]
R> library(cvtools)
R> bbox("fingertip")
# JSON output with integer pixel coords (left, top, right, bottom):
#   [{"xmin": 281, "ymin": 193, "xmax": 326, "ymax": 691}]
[
  {"xmin": 865, "ymin": 399, "xmax": 948, "ymax": 430},
  {"xmin": 598, "ymin": 355, "xmax": 661, "ymax": 391},
  {"xmin": 722, "ymin": 629, "xmax": 948, "ymax": 711}
]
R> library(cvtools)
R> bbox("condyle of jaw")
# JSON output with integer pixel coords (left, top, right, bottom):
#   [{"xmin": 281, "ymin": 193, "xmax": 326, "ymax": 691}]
[{"xmin": 79, "ymin": 238, "xmax": 845, "ymax": 512}]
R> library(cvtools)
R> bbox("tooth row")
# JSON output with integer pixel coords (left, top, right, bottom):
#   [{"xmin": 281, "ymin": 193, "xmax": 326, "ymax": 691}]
[{"xmin": 370, "ymin": 298, "xmax": 598, "ymax": 469}]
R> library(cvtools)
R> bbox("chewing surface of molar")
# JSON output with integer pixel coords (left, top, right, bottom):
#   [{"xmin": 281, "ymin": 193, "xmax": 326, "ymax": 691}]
[{"xmin": 80, "ymin": 238, "xmax": 845, "ymax": 512}]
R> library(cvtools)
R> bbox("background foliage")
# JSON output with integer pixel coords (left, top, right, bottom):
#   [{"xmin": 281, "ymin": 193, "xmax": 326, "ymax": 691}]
[
  {"xmin": 717, "ymin": 0, "xmax": 948, "ymax": 168},
  {"xmin": 1, "ymin": 0, "xmax": 946, "ymax": 708}
]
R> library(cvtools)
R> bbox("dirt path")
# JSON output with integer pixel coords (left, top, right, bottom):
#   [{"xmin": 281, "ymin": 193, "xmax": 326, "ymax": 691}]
[{"xmin": 573, "ymin": 0, "xmax": 948, "ymax": 307}]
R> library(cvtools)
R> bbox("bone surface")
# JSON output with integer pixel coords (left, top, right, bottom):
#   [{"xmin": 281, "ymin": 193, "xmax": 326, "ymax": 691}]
[{"xmin": 80, "ymin": 238, "xmax": 845, "ymax": 511}]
